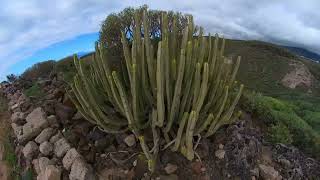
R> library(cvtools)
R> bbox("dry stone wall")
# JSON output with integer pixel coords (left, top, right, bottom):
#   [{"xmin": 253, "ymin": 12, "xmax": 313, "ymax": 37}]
[{"xmin": 1, "ymin": 79, "xmax": 96, "ymax": 180}]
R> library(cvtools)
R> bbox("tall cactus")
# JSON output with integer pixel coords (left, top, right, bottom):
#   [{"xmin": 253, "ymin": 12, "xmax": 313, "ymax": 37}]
[{"xmin": 69, "ymin": 8, "xmax": 244, "ymax": 171}]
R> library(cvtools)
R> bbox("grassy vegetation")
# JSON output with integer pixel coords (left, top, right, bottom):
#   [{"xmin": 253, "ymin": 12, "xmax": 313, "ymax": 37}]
[
  {"xmin": 23, "ymin": 83, "xmax": 44, "ymax": 98},
  {"xmin": 54, "ymin": 53, "xmax": 120, "ymax": 83},
  {"xmin": 240, "ymin": 91, "xmax": 320, "ymax": 158},
  {"xmin": 268, "ymin": 123, "xmax": 293, "ymax": 144},
  {"xmin": 0, "ymin": 95, "xmax": 21, "ymax": 179}
]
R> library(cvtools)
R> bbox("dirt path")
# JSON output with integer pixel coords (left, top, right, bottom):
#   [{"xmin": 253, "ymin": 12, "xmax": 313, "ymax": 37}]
[{"xmin": 0, "ymin": 112, "xmax": 11, "ymax": 180}]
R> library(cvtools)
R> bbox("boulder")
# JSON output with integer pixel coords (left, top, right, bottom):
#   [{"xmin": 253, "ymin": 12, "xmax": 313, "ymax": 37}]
[
  {"xmin": 39, "ymin": 141, "xmax": 53, "ymax": 156},
  {"xmin": 35, "ymin": 128, "xmax": 55, "ymax": 144},
  {"xmin": 69, "ymin": 158, "xmax": 95, "ymax": 180},
  {"xmin": 37, "ymin": 165, "xmax": 61, "ymax": 180},
  {"xmin": 47, "ymin": 115, "xmax": 58, "ymax": 127},
  {"xmin": 164, "ymin": 163, "xmax": 178, "ymax": 174},
  {"xmin": 124, "ymin": 134, "xmax": 136, "ymax": 147},
  {"xmin": 62, "ymin": 148, "xmax": 81, "ymax": 170},
  {"xmin": 25, "ymin": 107, "xmax": 47, "ymax": 123},
  {"xmin": 72, "ymin": 111, "xmax": 83, "ymax": 120},
  {"xmin": 21, "ymin": 107, "xmax": 49, "ymax": 143},
  {"xmin": 23, "ymin": 141, "xmax": 38, "ymax": 159},
  {"xmin": 38, "ymin": 157, "xmax": 54, "ymax": 173},
  {"xmin": 53, "ymin": 88, "xmax": 64, "ymax": 99},
  {"xmin": 50, "ymin": 132, "xmax": 63, "ymax": 144},
  {"xmin": 55, "ymin": 103, "xmax": 76, "ymax": 122},
  {"xmin": 258, "ymin": 164, "xmax": 282, "ymax": 180},
  {"xmin": 32, "ymin": 158, "xmax": 41, "ymax": 174},
  {"xmin": 54, "ymin": 138, "xmax": 71, "ymax": 158},
  {"xmin": 215, "ymin": 149, "xmax": 226, "ymax": 159}
]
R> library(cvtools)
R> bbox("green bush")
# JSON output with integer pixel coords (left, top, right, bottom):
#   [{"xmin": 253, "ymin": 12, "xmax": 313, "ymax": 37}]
[
  {"xmin": 268, "ymin": 123, "xmax": 293, "ymax": 144},
  {"xmin": 240, "ymin": 92, "xmax": 320, "ymax": 158},
  {"xmin": 24, "ymin": 83, "xmax": 44, "ymax": 98}
]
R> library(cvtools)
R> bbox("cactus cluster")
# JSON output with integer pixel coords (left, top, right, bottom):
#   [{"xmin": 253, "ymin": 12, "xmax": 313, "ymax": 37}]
[{"xmin": 70, "ymin": 8, "xmax": 243, "ymax": 171}]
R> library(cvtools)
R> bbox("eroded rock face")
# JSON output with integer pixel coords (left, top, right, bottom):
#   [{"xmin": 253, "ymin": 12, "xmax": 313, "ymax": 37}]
[{"xmin": 281, "ymin": 61, "xmax": 314, "ymax": 89}]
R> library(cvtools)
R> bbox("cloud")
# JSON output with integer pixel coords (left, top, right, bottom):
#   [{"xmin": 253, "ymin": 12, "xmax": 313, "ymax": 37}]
[{"xmin": 1, "ymin": 0, "xmax": 320, "ymax": 79}]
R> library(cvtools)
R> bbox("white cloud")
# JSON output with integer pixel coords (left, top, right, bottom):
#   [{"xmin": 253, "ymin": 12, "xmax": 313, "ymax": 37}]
[{"xmin": 1, "ymin": 0, "xmax": 320, "ymax": 80}]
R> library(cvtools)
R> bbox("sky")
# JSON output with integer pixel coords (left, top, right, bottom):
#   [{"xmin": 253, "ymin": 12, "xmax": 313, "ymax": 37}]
[{"xmin": 1, "ymin": 0, "xmax": 320, "ymax": 80}]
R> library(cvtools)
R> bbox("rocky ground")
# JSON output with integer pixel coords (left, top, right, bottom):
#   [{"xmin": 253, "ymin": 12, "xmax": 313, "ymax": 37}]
[{"xmin": 0, "ymin": 76, "xmax": 319, "ymax": 180}]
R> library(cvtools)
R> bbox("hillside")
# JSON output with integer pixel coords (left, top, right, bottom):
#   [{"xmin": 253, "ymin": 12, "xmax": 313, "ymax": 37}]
[
  {"xmin": 54, "ymin": 39, "xmax": 320, "ymax": 98},
  {"xmin": 283, "ymin": 46, "xmax": 320, "ymax": 63},
  {"xmin": 223, "ymin": 40, "xmax": 320, "ymax": 97},
  {"xmin": 21, "ymin": 38, "xmax": 320, "ymax": 154},
  {"xmin": 2, "ymin": 38, "xmax": 320, "ymax": 179}
]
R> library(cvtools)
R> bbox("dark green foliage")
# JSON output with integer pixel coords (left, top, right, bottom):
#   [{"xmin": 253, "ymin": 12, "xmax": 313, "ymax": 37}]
[
  {"xmin": 99, "ymin": 5, "xmax": 188, "ymax": 56},
  {"xmin": 6, "ymin": 74, "xmax": 18, "ymax": 82},
  {"xmin": 21, "ymin": 60, "xmax": 56, "ymax": 81},
  {"xmin": 268, "ymin": 123, "xmax": 293, "ymax": 144}
]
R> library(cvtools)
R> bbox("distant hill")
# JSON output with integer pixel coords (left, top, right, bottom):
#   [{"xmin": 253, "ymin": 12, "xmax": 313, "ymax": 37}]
[
  {"xmin": 283, "ymin": 46, "xmax": 320, "ymax": 63},
  {"xmin": 223, "ymin": 39, "xmax": 320, "ymax": 96},
  {"xmin": 76, "ymin": 51, "xmax": 94, "ymax": 58},
  {"xmin": 54, "ymin": 39, "xmax": 320, "ymax": 96}
]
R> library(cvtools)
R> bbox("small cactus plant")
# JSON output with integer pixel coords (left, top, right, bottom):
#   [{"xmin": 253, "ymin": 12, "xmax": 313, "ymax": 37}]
[{"xmin": 69, "ymin": 8, "xmax": 244, "ymax": 171}]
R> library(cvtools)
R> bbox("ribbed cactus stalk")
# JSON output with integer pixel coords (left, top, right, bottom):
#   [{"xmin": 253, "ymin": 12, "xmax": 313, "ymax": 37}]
[{"xmin": 69, "ymin": 7, "xmax": 244, "ymax": 172}]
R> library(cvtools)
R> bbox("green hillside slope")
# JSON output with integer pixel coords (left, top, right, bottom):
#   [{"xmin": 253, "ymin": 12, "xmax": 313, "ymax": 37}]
[{"xmin": 224, "ymin": 39, "xmax": 320, "ymax": 96}]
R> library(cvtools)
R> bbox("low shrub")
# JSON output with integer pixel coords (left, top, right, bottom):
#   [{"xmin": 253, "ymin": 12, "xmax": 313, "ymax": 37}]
[
  {"xmin": 268, "ymin": 123, "xmax": 293, "ymax": 144},
  {"xmin": 240, "ymin": 92, "xmax": 320, "ymax": 158},
  {"xmin": 24, "ymin": 83, "xmax": 44, "ymax": 98}
]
